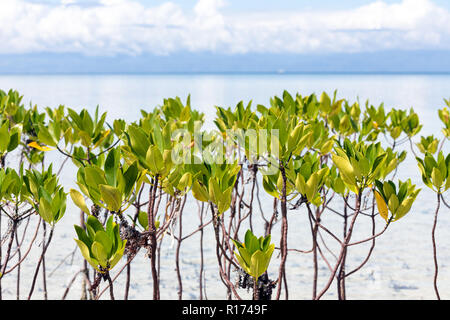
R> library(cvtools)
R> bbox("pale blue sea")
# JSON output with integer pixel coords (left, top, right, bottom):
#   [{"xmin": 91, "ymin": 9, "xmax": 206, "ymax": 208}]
[{"xmin": 0, "ymin": 73, "xmax": 449, "ymax": 300}]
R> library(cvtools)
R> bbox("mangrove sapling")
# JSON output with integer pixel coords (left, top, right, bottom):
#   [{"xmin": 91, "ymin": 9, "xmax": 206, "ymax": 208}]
[
  {"xmin": 312, "ymin": 137, "xmax": 417, "ymax": 299},
  {"xmin": 44, "ymin": 105, "xmax": 118, "ymax": 300},
  {"xmin": 232, "ymin": 230, "xmax": 275, "ymax": 300},
  {"xmin": 24, "ymin": 165, "xmax": 67, "ymax": 299},
  {"xmin": 0, "ymin": 164, "xmax": 62, "ymax": 300},
  {"xmin": 74, "ymin": 215, "xmax": 127, "ymax": 300},
  {"xmin": 218, "ymin": 163, "xmax": 258, "ymax": 299},
  {"xmin": 416, "ymin": 151, "xmax": 450, "ymax": 299},
  {"xmin": 214, "ymin": 102, "xmax": 267, "ymax": 292}
]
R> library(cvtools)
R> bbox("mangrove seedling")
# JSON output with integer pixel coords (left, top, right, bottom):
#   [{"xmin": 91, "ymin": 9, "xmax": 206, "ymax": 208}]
[{"xmin": 232, "ymin": 230, "xmax": 275, "ymax": 300}]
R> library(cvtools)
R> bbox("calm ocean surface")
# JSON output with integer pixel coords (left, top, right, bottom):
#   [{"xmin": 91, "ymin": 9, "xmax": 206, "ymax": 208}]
[
  {"xmin": 0, "ymin": 73, "xmax": 449, "ymax": 134},
  {"xmin": 0, "ymin": 73, "xmax": 449, "ymax": 300}
]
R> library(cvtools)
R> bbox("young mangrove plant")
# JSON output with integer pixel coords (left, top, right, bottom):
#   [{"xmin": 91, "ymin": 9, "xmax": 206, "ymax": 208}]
[
  {"xmin": 416, "ymin": 151, "xmax": 450, "ymax": 299},
  {"xmin": 74, "ymin": 215, "xmax": 127, "ymax": 299},
  {"xmin": 232, "ymin": 230, "xmax": 274, "ymax": 300}
]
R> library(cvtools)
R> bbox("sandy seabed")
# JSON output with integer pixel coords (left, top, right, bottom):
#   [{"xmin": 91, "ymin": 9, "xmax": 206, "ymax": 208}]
[{"xmin": 1, "ymin": 153, "xmax": 450, "ymax": 300}]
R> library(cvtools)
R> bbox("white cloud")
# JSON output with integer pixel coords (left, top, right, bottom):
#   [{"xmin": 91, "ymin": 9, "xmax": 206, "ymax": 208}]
[{"xmin": 0, "ymin": 0, "xmax": 449, "ymax": 55}]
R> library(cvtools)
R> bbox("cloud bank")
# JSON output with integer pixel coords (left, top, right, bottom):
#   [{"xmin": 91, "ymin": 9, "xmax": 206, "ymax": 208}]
[{"xmin": 0, "ymin": 0, "xmax": 449, "ymax": 56}]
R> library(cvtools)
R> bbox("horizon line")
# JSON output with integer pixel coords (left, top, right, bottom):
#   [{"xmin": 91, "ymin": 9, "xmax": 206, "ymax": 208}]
[{"xmin": 2, "ymin": 71, "xmax": 450, "ymax": 76}]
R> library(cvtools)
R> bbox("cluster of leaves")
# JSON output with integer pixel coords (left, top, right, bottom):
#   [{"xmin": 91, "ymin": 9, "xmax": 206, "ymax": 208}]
[
  {"xmin": 215, "ymin": 91, "xmax": 422, "ymax": 225},
  {"xmin": 417, "ymin": 152, "xmax": 450, "ymax": 193},
  {"xmin": 232, "ymin": 230, "xmax": 275, "ymax": 282},
  {"xmin": 71, "ymin": 148, "xmax": 142, "ymax": 214},
  {"xmin": 374, "ymin": 180, "xmax": 421, "ymax": 223},
  {"xmin": 24, "ymin": 165, "xmax": 67, "ymax": 225},
  {"xmin": 74, "ymin": 216, "xmax": 126, "ymax": 272},
  {"xmin": 332, "ymin": 139, "xmax": 404, "ymax": 194},
  {"xmin": 0, "ymin": 90, "xmax": 67, "ymax": 227}
]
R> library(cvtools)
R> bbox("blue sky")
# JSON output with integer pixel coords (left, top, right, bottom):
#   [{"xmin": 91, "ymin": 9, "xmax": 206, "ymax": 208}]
[
  {"xmin": 21, "ymin": 0, "xmax": 450, "ymax": 10},
  {"xmin": 1, "ymin": 0, "xmax": 450, "ymax": 72}
]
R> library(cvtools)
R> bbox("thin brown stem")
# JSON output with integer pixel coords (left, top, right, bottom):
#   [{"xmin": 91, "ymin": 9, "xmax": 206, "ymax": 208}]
[
  {"xmin": 275, "ymin": 163, "xmax": 288, "ymax": 300},
  {"xmin": 431, "ymin": 192, "xmax": 441, "ymax": 300},
  {"xmin": 27, "ymin": 226, "xmax": 54, "ymax": 300}
]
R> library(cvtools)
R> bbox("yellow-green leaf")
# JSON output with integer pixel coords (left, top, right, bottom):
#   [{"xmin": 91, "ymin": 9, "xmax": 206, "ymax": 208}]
[
  {"xmin": 192, "ymin": 180, "xmax": 209, "ymax": 202},
  {"xmin": 332, "ymin": 154, "xmax": 355, "ymax": 186},
  {"xmin": 374, "ymin": 190, "xmax": 389, "ymax": 222},
  {"xmin": 431, "ymin": 167, "xmax": 443, "ymax": 189},
  {"xmin": 99, "ymin": 184, "xmax": 122, "ymax": 212},
  {"xmin": 91, "ymin": 241, "xmax": 108, "ymax": 268},
  {"xmin": 69, "ymin": 189, "xmax": 90, "ymax": 215}
]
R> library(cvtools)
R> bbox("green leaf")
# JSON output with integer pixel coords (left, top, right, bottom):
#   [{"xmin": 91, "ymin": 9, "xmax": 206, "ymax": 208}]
[
  {"xmin": 249, "ymin": 251, "xmax": 266, "ymax": 280},
  {"xmin": 178, "ymin": 172, "xmax": 192, "ymax": 190},
  {"xmin": 237, "ymin": 246, "xmax": 252, "ymax": 268},
  {"xmin": 244, "ymin": 230, "xmax": 254, "ymax": 249},
  {"xmin": 320, "ymin": 140, "xmax": 334, "ymax": 154},
  {"xmin": 246, "ymin": 232, "xmax": 260, "ymax": 254},
  {"xmin": 51, "ymin": 189, "xmax": 66, "ymax": 224},
  {"xmin": 7, "ymin": 131, "xmax": 20, "ymax": 152},
  {"xmin": 332, "ymin": 154, "xmax": 355, "ymax": 186},
  {"xmin": 109, "ymin": 247, "xmax": 125, "ymax": 270},
  {"xmin": 146, "ymin": 145, "xmax": 164, "ymax": 174},
  {"xmin": 305, "ymin": 173, "xmax": 318, "ymax": 202},
  {"xmin": 104, "ymin": 148, "xmax": 119, "ymax": 186},
  {"xmin": 388, "ymin": 194, "xmax": 399, "ymax": 213},
  {"xmin": 91, "ymin": 241, "xmax": 108, "ymax": 268},
  {"xmin": 123, "ymin": 162, "xmax": 138, "ymax": 197},
  {"xmin": 74, "ymin": 225, "xmax": 92, "ymax": 247},
  {"xmin": 192, "ymin": 180, "xmax": 209, "ymax": 202},
  {"xmin": 262, "ymin": 235, "xmax": 271, "ymax": 251},
  {"xmin": 128, "ymin": 125, "xmax": 149, "ymax": 158},
  {"xmin": 374, "ymin": 190, "xmax": 388, "ymax": 222},
  {"xmin": 0, "ymin": 121, "xmax": 9, "ymax": 152},
  {"xmin": 383, "ymin": 182, "xmax": 395, "ymax": 198},
  {"xmin": 99, "ymin": 184, "xmax": 122, "ymax": 212},
  {"xmin": 394, "ymin": 196, "xmax": 415, "ymax": 221},
  {"xmin": 38, "ymin": 197, "xmax": 54, "ymax": 224},
  {"xmin": 94, "ymin": 230, "xmax": 113, "ymax": 258},
  {"xmin": 79, "ymin": 131, "xmax": 92, "ymax": 147},
  {"xmin": 84, "ymin": 167, "xmax": 107, "ymax": 189},
  {"xmin": 86, "ymin": 215, "xmax": 105, "ymax": 233},
  {"xmin": 235, "ymin": 251, "xmax": 251, "ymax": 274},
  {"xmin": 75, "ymin": 239, "xmax": 100, "ymax": 271},
  {"xmin": 105, "ymin": 216, "xmax": 114, "ymax": 238},
  {"xmin": 287, "ymin": 124, "xmax": 302, "ymax": 154},
  {"xmin": 295, "ymin": 173, "xmax": 306, "ymax": 195},
  {"xmin": 70, "ymin": 189, "xmax": 90, "ymax": 214},
  {"xmin": 138, "ymin": 210, "xmax": 149, "ymax": 230},
  {"xmin": 81, "ymin": 110, "xmax": 94, "ymax": 136},
  {"xmin": 431, "ymin": 167, "xmax": 443, "ymax": 189},
  {"xmin": 262, "ymin": 175, "xmax": 279, "ymax": 198},
  {"xmin": 37, "ymin": 124, "xmax": 57, "ymax": 147},
  {"xmin": 231, "ymin": 238, "xmax": 243, "ymax": 250}
]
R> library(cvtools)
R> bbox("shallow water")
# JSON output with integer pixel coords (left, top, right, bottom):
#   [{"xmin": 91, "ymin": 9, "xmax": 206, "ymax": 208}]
[{"xmin": 0, "ymin": 73, "xmax": 449, "ymax": 300}]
